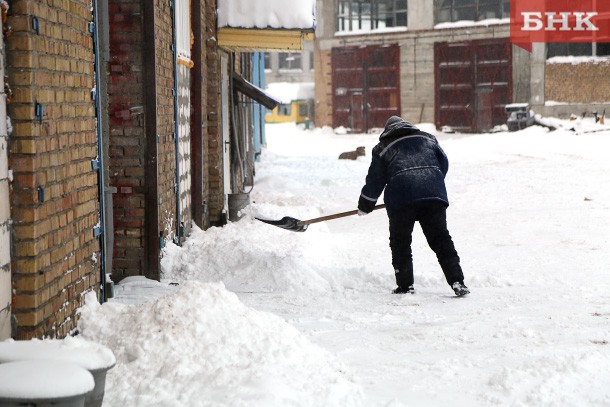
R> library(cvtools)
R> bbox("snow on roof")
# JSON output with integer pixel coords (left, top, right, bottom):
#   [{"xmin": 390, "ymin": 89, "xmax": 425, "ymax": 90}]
[
  {"xmin": 265, "ymin": 82, "xmax": 314, "ymax": 104},
  {"xmin": 547, "ymin": 56, "xmax": 610, "ymax": 65},
  {"xmin": 218, "ymin": 0, "xmax": 316, "ymax": 30},
  {"xmin": 434, "ymin": 18, "xmax": 509, "ymax": 30}
]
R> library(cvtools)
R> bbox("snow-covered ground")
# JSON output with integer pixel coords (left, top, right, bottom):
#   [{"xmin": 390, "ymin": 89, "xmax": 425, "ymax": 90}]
[{"xmin": 79, "ymin": 120, "xmax": 610, "ymax": 406}]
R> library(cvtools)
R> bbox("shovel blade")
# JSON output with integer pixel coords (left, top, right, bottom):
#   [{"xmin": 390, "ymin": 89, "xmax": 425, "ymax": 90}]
[{"xmin": 255, "ymin": 216, "xmax": 308, "ymax": 232}]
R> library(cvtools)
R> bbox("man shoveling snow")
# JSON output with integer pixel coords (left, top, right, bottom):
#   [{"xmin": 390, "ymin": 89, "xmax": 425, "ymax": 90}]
[{"xmin": 358, "ymin": 116, "xmax": 470, "ymax": 297}]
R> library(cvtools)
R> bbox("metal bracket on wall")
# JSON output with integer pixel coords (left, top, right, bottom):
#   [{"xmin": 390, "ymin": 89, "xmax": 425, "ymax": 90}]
[
  {"xmin": 31, "ymin": 17, "xmax": 39, "ymax": 34},
  {"xmin": 93, "ymin": 225, "xmax": 103, "ymax": 238},
  {"xmin": 35, "ymin": 103, "xmax": 44, "ymax": 123}
]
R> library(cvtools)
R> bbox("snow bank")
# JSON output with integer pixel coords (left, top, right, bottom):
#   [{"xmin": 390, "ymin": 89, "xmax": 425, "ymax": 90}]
[
  {"xmin": 78, "ymin": 283, "xmax": 363, "ymax": 406},
  {"xmin": 161, "ymin": 221, "xmax": 388, "ymax": 294}
]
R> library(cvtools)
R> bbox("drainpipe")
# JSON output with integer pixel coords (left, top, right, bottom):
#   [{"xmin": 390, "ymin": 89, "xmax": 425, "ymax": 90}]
[
  {"xmin": 170, "ymin": 0, "xmax": 182, "ymax": 245},
  {"xmin": 91, "ymin": 0, "xmax": 106, "ymax": 303}
]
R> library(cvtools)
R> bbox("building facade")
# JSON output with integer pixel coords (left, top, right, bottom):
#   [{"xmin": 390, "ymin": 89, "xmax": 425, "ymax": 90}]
[
  {"xmin": 264, "ymin": 40, "xmax": 315, "ymax": 85},
  {"xmin": 1, "ymin": 0, "xmax": 313, "ymax": 340},
  {"xmin": 315, "ymin": 0, "xmax": 610, "ymax": 132}
]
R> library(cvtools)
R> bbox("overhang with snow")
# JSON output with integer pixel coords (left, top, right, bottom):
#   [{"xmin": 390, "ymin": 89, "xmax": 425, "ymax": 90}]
[{"xmin": 217, "ymin": 0, "xmax": 316, "ymax": 51}]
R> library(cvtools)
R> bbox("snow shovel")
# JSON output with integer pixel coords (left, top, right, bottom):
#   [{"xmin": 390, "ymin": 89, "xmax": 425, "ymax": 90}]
[{"xmin": 256, "ymin": 204, "xmax": 386, "ymax": 232}]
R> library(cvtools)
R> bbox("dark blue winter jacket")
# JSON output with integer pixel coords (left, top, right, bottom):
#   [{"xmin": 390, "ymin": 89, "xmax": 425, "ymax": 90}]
[{"xmin": 358, "ymin": 116, "xmax": 450, "ymax": 215}]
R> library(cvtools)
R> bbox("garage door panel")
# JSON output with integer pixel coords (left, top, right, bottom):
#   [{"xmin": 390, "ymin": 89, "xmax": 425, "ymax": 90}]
[
  {"xmin": 435, "ymin": 38, "xmax": 512, "ymax": 132},
  {"xmin": 332, "ymin": 44, "xmax": 400, "ymax": 132}
]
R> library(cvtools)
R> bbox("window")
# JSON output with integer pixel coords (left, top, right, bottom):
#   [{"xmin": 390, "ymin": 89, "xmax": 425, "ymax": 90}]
[
  {"xmin": 278, "ymin": 104, "xmax": 292, "ymax": 116},
  {"xmin": 309, "ymin": 51, "xmax": 315, "ymax": 71},
  {"xmin": 547, "ymin": 43, "xmax": 610, "ymax": 58},
  {"xmin": 436, "ymin": 0, "xmax": 509, "ymax": 24},
  {"xmin": 337, "ymin": 0, "xmax": 408, "ymax": 32},
  {"xmin": 279, "ymin": 53, "xmax": 303, "ymax": 70},
  {"xmin": 264, "ymin": 53, "xmax": 271, "ymax": 71}
]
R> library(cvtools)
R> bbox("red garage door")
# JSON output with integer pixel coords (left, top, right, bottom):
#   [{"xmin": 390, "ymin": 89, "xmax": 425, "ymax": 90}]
[
  {"xmin": 435, "ymin": 39, "xmax": 512, "ymax": 133},
  {"xmin": 332, "ymin": 44, "xmax": 400, "ymax": 132}
]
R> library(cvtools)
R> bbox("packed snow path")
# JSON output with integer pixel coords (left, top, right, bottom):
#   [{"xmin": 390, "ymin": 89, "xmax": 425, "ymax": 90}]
[{"xmin": 80, "ymin": 121, "xmax": 610, "ymax": 406}]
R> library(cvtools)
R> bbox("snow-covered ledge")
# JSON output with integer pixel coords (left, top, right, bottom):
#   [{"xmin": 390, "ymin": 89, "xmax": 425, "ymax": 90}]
[{"xmin": 217, "ymin": 0, "xmax": 315, "ymax": 51}]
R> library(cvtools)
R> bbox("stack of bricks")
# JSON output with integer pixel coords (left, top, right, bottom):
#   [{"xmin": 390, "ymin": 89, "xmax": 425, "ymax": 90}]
[
  {"xmin": 0, "ymin": 7, "xmax": 11, "ymax": 340},
  {"xmin": 545, "ymin": 60, "xmax": 610, "ymax": 104},
  {"xmin": 313, "ymin": 46, "xmax": 333, "ymax": 128},
  {"xmin": 7, "ymin": 0, "xmax": 100, "ymax": 338}
]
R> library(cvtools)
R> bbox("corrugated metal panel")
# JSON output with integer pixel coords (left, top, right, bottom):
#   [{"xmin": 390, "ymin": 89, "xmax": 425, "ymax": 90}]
[
  {"xmin": 332, "ymin": 44, "xmax": 400, "ymax": 132},
  {"xmin": 0, "ymin": 13, "xmax": 11, "ymax": 340},
  {"xmin": 435, "ymin": 39, "xmax": 512, "ymax": 132}
]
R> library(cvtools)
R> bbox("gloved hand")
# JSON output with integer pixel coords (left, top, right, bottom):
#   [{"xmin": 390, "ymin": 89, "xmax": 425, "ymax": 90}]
[
  {"xmin": 357, "ymin": 195, "xmax": 376, "ymax": 214},
  {"xmin": 358, "ymin": 210, "xmax": 368, "ymax": 216}
]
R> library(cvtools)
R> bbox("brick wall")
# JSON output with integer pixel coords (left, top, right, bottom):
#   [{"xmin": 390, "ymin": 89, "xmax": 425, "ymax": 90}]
[
  {"xmin": 107, "ymin": 0, "xmax": 147, "ymax": 280},
  {"xmin": 313, "ymin": 47, "xmax": 333, "ymax": 128},
  {"xmin": 204, "ymin": 0, "xmax": 225, "ymax": 226},
  {"xmin": 7, "ymin": 0, "xmax": 100, "ymax": 339},
  {"xmin": 155, "ymin": 0, "xmax": 179, "ymax": 245},
  {"xmin": 545, "ymin": 61, "xmax": 610, "ymax": 104}
]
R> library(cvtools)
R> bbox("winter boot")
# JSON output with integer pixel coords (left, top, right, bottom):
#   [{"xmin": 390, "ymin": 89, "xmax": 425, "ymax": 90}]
[
  {"xmin": 452, "ymin": 281, "xmax": 470, "ymax": 297},
  {"xmin": 392, "ymin": 285, "xmax": 415, "ymax": 294}
]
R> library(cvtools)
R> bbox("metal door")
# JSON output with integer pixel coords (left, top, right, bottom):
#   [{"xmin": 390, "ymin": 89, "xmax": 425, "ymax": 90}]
[
  {"xmin": 332, "ymin": 44, "xmax": 400, "ymax": 132},
  {"xmin": 220, "ymin": 55, "xmax": 231, "ymax": 216},
  {"xmin": 435, "ymin": 39, "xmax": 512, "ymax": 132}
]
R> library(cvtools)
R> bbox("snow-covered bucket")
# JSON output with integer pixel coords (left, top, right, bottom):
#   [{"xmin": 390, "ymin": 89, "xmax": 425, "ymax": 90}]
[
  {"xmin": 0, "ymin": 338, "xmax": 116, "ymax": 407},
  {"xmin": 0, "ymin": 360, "xmax": 94, "ymax": 406}
]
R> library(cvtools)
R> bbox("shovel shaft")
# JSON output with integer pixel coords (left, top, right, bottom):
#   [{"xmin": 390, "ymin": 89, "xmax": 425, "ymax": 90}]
[{"xmin": 299, "ymin": 204, "xmax": 386, "ymax": 226}]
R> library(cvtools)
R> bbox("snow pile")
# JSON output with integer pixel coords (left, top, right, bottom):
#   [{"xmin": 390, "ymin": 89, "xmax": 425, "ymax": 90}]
[
  {"xmin": 218, "ymin": 0, "xmax": 315, "ymax": 30},
  {"xmin": 77, "ymin": 116, "xmax": 610, "ymax": 406},
  {"xmin": 161, "ymin": 221, "xmax": 389, "ymax": 294},
  {"xmin": 78, "ymin": 283, "xmax": 363, "ymax": 406}
]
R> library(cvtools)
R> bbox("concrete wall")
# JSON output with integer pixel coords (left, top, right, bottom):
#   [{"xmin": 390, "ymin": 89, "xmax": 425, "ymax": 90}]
[{"xmin": 0, "ymin": 9, "xmax": 10, "ymax": 340}]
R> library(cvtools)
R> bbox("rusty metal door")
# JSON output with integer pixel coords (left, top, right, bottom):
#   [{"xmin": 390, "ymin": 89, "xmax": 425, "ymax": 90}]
[
  {"xmin": 435, "ymin": 39, "xmax": 512, "ymax": 132},
  {"xmin": 332, "ymin": 44, "xmax": 400, "ymax": 132}
]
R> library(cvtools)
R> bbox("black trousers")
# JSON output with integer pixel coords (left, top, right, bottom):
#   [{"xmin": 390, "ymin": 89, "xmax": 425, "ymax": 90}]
[{"xmin": 388, "ymin": 200, "xmax": 464, "ymax": 288}]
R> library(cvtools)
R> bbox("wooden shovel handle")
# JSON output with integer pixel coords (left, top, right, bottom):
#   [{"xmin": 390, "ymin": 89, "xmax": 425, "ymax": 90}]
[{"xmin": 300, "ymin": 204, "xmax": 386, "ymax": 226}]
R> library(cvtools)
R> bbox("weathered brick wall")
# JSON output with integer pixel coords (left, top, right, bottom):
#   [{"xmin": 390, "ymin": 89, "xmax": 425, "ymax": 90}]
[
  {"xmin": 204, "ymin": 0, "xmax": 225, "ymax": 226},
  {"xmin": 107, "ymin": 0, "xmax": 147, "ymax": 280},
  {"xmin": 7, "ymin": 0, "xmax": 100, "ymax": 339},
  {"xmin": 545, "ymin": 61, "xmax": 610, "ymax": 104},
  {"xmin": 313, "ymin": 47, "xmax": 333, "ymax": 128},
  {"xmin": 155, "ymin": 0, "xmax": 178, "ymax": 244}
]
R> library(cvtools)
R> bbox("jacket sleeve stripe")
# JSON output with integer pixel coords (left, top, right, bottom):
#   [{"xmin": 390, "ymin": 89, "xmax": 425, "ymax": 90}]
[{"xmin": 360, "ymin": 193, "xmax": 378, "ymax": 202}]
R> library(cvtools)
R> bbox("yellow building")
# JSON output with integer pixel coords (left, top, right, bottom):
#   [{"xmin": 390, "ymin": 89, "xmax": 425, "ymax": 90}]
[{"xmin": 265, "ymin": 82, "xmax": 315, "ymax": 125}]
